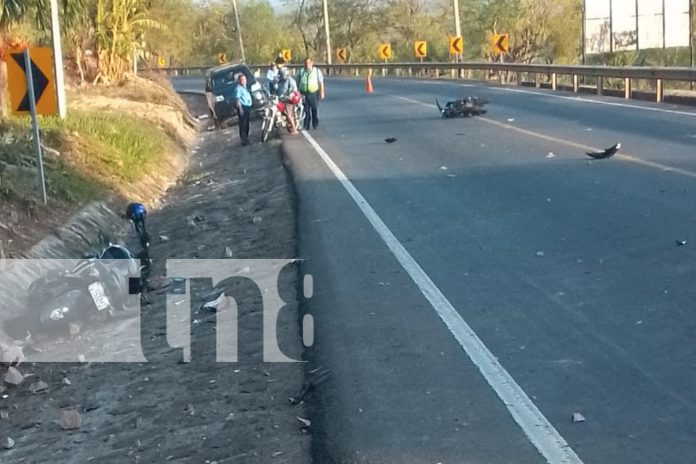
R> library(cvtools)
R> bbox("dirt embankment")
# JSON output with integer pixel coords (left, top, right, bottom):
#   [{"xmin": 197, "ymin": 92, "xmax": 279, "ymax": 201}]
[
  {"xmin": 0, "ymin": 75, "xmax": 196, "ymax": 258},
  {"xmin": 0, "ymin": 93, "xmax": 311, "ymax": 463}
]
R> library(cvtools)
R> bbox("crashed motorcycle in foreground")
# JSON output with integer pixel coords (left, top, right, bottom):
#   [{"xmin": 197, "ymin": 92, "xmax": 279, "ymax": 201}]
[
  {"xmin": 436, "ymin": 97, "xmax": 488, "ymax": 118},
  {"xmin": 4, "ymin": 244, "xmax": 147, "ymax": 339}
]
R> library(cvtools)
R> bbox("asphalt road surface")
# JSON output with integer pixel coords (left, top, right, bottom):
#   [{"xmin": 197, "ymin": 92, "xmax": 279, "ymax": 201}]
[{"xmin": 173, "ymin": 75, "xmax": 696, "ymax": 463}]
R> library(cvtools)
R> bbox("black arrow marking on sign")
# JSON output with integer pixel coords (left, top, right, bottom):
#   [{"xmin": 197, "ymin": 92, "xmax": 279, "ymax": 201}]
[
  {"xmin": 496, "ymin": 35, "xmax": 508, "ymax": 52},
  {"xmin": 338, "ymin": 49, "xmax": 345, "ymax": 60},
  {"xmin": 11, "ymin": 52, "xmax": 49, "ymax": 112},
  {"xmin": 453, "ymin": 38, "xmax": 462, "ymax": 52},
  {"xmin": 417, "ymin": 42, "xmax": 426, "ymax": 56},
  {"xmin": 381, "ymin": 45, "xmax": 390, "ymax": 56}
]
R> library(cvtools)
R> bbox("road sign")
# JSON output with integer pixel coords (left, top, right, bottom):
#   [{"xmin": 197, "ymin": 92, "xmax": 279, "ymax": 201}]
[
  {"xmin": 378, "ymin": 43, "xmax": 392, "ymax": 60},
  {"xmin": 336, "ymin": 48, "xmax": 347, "ymax": 62},
  {"xmin": 281, "ymin": 49, "xmax": 292, "ymax": 62},
  {"xmin": 6, "ymin": 47, "xmax": 57, "ymax": 116},
  {"xmin": 157, "ymin": 56, "xmax": 166, "ymax": 68},
  {"xmin": 449, "ymin": 36, "xmax": 463, "ymax": 55},
  {"xmin": 218, "ymin": 53, "xmax": 227, "ymax": 64},
  {"xmin": 414, "ymin": 40, "xmax": 427, "ymax": 58},
  {"xmin": 492, "ymin": 33, "xmax": 509, "ymax": 54}
]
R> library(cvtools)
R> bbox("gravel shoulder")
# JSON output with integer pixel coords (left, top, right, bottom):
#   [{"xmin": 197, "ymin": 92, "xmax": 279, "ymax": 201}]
[{"xmin": 0, "ymin": 95, "xmax": 311, "ymax": 463}]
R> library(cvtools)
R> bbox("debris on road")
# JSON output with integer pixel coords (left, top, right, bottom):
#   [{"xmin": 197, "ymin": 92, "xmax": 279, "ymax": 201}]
[
  {"xmin": 296, "ymin": 416, "xmax": 311, "ymax": 429},
  {"xmin": 572, "ymin": 412, "xmax": 586, "ymax": 423},
  {"xmin": 63, "ymin": 377, "xmax": 72, "ymax": 386},
  {"xmin": 535, "ymin": 251, "xmax": 546, "ymax": 257},
  {"xmin": 202, "ymin": 292, "xmax": 227, "ymax": 312},
  {"xmin": 546, "ymin": 152, "xmax": 556, "ymax": 159},
  {"xmin": 4, "ymin": 366, "xmax": 23, "ymax": 385},
  {"xmin": 252, "ymin": 216, "xmax": 263, "ymax": 224},
  {"xmin": 0, "ymin": 410, "xmax": 8, "ymax": 420},
  {"xmin": 59, "ymin": 409, "xmax": 82, "ymax": 430},
  {"xmin": 159, "ymin": 235, "xmax": 170, "ymax": 242},
  {"xmin": 507, "ymin": 118, "xmax": 515, "ymax": 122},
  {"xmin": 2, "ymin": 436, "xmax": 15, "ymax": 449},
  {"xmin": 384, "ymin": 137, "xmax": 398, "ymax": 144},
  {"xmin": 225, "ymin": 246, "xmax": 233, "ymax": 257},
  {"xmin": 586, "ymin": 143, "xmax": 621, "ymax": 160},
  {"xmin": 28, "ymin": 380, "xmax": 49, "ymax": 394},
  {"xmin": 440, "ymin": 166, "xmax": 448, "ymax": 170},
  {"xmin": 290, "ymin": 367, "xmax": 333, "ymax": 405},
  {"xmin": 675, "ymin": 240, "xmax": 687, "ymax": 246}
]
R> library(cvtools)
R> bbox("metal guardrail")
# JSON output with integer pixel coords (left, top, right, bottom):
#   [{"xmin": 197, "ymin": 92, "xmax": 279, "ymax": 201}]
[{"xmin": 153, "ymin": 61, "xmax": 696, "ymax": 103}]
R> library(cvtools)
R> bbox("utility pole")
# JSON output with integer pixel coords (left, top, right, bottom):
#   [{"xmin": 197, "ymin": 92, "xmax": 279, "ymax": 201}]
[
  {"xmin": 49, "ymin": 0, "xmax": 66, "ymax": 119},
  {"xmin": 232, "ymin": 0, "xmax": 246, "ymax": 63},
  {"xmin": 453, "ymin": 0, "xmax": 462, "ymax": 62},
  {"xmin": 323, "ymin": 0, "xmax": 332, "ymax": 64}
]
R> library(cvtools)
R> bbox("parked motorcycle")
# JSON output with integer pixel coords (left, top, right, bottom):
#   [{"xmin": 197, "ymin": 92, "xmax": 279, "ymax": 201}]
[
  {"xmin": 4, "ymin": 244, "xmax": 147, "ymax": 338},
  {"xmin": 260, "ymin": 93, "xmax": 305, "ymax": 143}
]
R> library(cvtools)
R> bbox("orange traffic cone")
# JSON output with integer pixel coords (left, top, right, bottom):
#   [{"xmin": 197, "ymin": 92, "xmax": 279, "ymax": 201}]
[{"xmin": 365, "ymin": 74, "xmax": 373, "ymax": 94}]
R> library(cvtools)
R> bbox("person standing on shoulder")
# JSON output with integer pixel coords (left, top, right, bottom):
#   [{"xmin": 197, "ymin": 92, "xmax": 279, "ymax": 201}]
[
  {"xmin": 296, "ymin": 57, "xmax": 324, "ymax": 130},
  {"xmin": 234, "ymin": 74, "xmax": 253, "ymax": 146},
  {"xmin": 277, "ymin": 67, "xmax": 300, "ymax": 134},
  {"xmin": 266, "ymin": 61, "xmax": 279, "ymax": 95}
]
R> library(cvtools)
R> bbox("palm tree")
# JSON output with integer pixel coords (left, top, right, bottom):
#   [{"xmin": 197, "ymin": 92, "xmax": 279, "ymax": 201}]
[{"xmin": 94, "ymin": 0, "xmax": 165, "ymax": 82}]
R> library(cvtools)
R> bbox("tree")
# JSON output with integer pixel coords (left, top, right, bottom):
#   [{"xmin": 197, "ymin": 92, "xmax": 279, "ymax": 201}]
[
  {"xmin": 0, "ymin": 0, "xmax": 36, "ymax": 116},
  {"xmin": 93, "ymin": 0, "xmax": 165, "ymax": 82}
]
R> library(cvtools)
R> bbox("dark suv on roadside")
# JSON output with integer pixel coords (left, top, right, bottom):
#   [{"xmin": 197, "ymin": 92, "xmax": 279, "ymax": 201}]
[{"xmin": 204, "ymin": 62, "xmax": 267, "ymax": 128}]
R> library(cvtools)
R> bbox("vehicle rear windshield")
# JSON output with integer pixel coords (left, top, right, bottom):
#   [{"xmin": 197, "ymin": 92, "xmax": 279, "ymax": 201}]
[{"xmin": 211, "ymin": 67, "xmax": 253, "ymax": 90}]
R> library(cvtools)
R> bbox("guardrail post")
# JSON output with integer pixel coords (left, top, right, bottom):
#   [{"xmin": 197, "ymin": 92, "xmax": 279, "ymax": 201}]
[
  {"xmin": 408, "ymin": 67, "xmax": 412, "ymax": 77},
  {"xmin": 354, "ymin": 67, "xmax": 359, "ymax": 77},
  {"xmin": 656, "ymin": 79, "xmax": 664, "ymax": 102},
  {"xmin": 624, "ymin": 77, "xmax": 631, "ymax": 99},
  {"xmin": 382, "ymin": 66, "xmax": 386, "ymax": 77},
  {"xmin": 535, "ymin": 73, "xmax": 541, "ymax": 88},
  {"xmin": 597, "ymin": 76, "xmax": 604, "ymax": 95},
  {"xmin": 573, "ymin": 74, "xmax": 579, "ymax": 93},
  {"xmin": 551, "ymin": 73, "xmax": 557, "ymax": 90}
]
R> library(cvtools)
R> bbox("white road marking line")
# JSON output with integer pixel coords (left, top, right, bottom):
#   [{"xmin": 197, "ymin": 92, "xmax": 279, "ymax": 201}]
[
  {"xmin": 394, "ymin": 95, "xmax": 696, "ymax": 180},
  {"xmin": 394, "ymin": 78, "xmax": 696, "ymax": 117},
  {"xmin": 301, "ymin": 130, "xmax": 584, "ymax": 464},
  {"xmin": 496, "ymin": 86, "xmax": 696, "ymax": 117}
]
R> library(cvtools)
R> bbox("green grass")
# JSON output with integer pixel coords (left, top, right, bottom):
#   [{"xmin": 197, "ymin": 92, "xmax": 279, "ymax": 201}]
[
  {"xmin": 42, "ymin": 110, "xmax": 173, "ymax": 182},
  {"xmin": 0, "ymin": 108, "xmax": 174, "ymax": 205}
]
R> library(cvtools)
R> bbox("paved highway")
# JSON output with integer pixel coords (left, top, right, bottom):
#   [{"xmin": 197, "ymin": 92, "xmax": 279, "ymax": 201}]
[{"xmin": 174, "ymin": 75, "xmax": 696, "ymax": 463}]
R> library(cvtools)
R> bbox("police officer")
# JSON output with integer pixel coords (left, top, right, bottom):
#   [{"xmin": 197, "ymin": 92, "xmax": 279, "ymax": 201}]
[
  {"xmin": 234, "ymin": 74, "xmax": 253, "ymax": 145},
  {"xmin": 296, "ymin": 57, "xmax": 324, "ymax": 130}
]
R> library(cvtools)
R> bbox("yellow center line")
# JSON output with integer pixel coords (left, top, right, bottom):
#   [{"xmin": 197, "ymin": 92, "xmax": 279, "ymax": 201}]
[{"xmin": 393, "ymin": 94, "xmax": 696, "ymax": 180}]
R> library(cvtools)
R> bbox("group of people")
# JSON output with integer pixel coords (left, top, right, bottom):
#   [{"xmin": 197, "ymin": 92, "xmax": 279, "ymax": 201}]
[{"xmin": 232, "ymin": 57, "xmax": 325, "ymax": 145}]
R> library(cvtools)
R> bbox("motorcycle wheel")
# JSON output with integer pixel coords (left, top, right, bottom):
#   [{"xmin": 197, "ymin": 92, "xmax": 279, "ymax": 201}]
[{"xmin": 261, "ymin": 113, "xmax": 273, "ymax": 143}]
